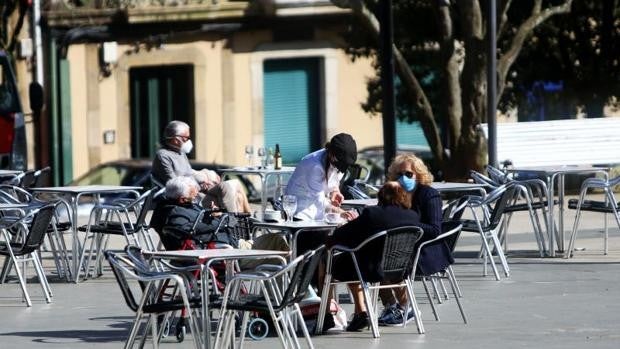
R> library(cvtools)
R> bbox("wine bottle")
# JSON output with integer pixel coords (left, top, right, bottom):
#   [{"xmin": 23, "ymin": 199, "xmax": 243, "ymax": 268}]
[{"xmin": 274, "ymin": 144, "xmax": 282, "ymax": 170}]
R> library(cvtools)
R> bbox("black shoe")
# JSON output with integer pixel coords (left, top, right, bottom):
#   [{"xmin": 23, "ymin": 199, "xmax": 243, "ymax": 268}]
[
  {"xmin": 322, "ymin": 312, "xmax": 336, "ymax": 332},
  {"xmin": 346, "ymin": 312, "xmax": 369, "ymax": 332}
]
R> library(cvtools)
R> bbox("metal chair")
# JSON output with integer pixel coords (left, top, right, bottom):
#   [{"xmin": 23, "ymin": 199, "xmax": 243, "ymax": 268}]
[
  {"xmin": 214, "ymin": 246, "xmax": 324, "ymax": 349},
  {"xmin": 316, "ymin": 226, "xmax": 424, "ymax": 337},
  {"xmin": 460, "ymin": 184, "xmax": 515, "ymax": 280},
  {"xmin": 566, "ymin": 175, "xmax": 620, "ymax": 258},
  {"xmin": 77, "ymin": 188, "xmax": 157, "ymax": 280},
  {"xmin": 105, "ymin": 249, "xmax": 203, "ymax": 349},
  {"xmin": 0, "ymin": 203, "xmax": 56, "ymax": 306},
  {"xmin": 416, "ymin": 221, "xmax": 467, "ymax": 324},
  {"xmin": 471, "ymin": 169, "xmax": 549, "ymax": 257}
]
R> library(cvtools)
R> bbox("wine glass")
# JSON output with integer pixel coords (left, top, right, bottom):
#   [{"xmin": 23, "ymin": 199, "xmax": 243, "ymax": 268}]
[
  {"xmin": 244, "ymin": 145, "xmax": 254, "ymax": 168},
  {"xmin": 282, "ymin": 195, "xmax": 297, "ymax": 223},
  {"xmin": 257, "ymin": 147, "xmax": 266, "ymax": 168}
]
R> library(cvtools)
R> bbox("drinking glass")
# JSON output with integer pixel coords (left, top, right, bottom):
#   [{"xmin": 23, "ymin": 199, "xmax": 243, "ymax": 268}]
[
  {"xmin": 244, "ymin": 145, "xmax": 254, "ymax": 167},
  {"xmin": 257, "ymin": 147, "xmax": 266, "ymax": 168},
  {"xmin": 282, "ymin": 195, "xmax": 297, "ymax": 223}
]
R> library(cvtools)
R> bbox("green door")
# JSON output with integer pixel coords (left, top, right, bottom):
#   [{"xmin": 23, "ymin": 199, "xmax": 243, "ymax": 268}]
[
  {"xmin": 129, "ymin": 65, "xmax": 195, "ymax": 159},
  {"xmin": 263, "ymin": 58, "xmax": 321, "ymax": 164}
]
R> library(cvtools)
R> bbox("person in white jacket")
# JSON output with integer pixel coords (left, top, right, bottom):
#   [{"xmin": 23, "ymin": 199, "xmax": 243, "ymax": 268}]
[{"xmin": 284, "ymin": 133, "xmax": 358, "ymax": 221}]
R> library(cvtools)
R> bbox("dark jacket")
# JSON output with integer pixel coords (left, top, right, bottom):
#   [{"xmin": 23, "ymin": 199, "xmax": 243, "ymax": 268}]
[
  {"xmin": 328, "ymin": 205, "xmax": 420, "ymax": 283},
  {"xmin": 150, "ymin": 199, "xmax": 234, "ymax": 250},
  {"xmin": 411, "ymin": 184, "xmax": 454, "ymax": 275}
]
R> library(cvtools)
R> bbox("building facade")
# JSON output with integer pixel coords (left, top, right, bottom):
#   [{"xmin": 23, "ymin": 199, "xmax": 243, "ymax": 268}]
[{"xmin": 33, "ymin": 0, "xmax": 394, "ymax": 184}]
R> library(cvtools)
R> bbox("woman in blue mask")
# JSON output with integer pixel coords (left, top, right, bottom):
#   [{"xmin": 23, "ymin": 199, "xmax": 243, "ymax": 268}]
[{"xmin": 376, "ymin": 153, "xmax": 448, "ymax": 326}]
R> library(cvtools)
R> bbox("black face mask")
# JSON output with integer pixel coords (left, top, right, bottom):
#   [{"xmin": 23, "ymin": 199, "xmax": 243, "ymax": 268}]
[{"xmin": 333, "ymin": 160, "xmax": 349, "ymax": 173}]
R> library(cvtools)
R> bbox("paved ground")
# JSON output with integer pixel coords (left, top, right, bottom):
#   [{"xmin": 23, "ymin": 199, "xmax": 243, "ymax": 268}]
[{"xmin": 1, "ymin": 196, "xmax": 620, "ymax": 348}]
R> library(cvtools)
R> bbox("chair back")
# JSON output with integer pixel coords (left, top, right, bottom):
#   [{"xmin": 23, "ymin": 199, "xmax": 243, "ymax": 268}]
[
  {"xmin": 380, "ymin": 226, "xmax": 424, "ymax": 282},
  {"xmin": 273, "ymin": 246, "xmax": 324, "ymax": 310},
  {"xmin": 22, "ymin": 203, "xmax": 56, "ymax": 253},
  {"xmin": 486, "ymin": 165, "xmax": 509, "ymax": 184},
  {"xmin": 487, "ymin": 185, "xmax": 517, "ymax": 230},
  {"xmin": 441, "ymin": 220, "xmax": 463, "ymax": 253},
  {"xmin": 32, "ymin": 167, "xmax": 51, "ymax": 188},
  {"xmin": 412, "ymin": 221, "xmax": 463, "ymax": 276},
  {"xmin": 125, "ymin": 245, "xmax": 152, "ymax": 273},
  {"xmin": 105, "ymin": 251, "xmax": 141, "ymax": 312},
  {"xmin": 134, "ymin": 188, "xmax": 156, "ymax": 228}
]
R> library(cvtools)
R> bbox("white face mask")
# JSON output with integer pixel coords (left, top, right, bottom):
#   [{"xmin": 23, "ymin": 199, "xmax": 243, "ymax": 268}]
[{"xmin": 180, "ymin": 139, "xmax": 193, "ymax": 154}]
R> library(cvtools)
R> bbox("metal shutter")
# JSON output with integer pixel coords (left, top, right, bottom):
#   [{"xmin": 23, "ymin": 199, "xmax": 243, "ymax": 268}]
[{"xmin": 263, "ymin": 58, "xmax": 320, "ymax": 164}]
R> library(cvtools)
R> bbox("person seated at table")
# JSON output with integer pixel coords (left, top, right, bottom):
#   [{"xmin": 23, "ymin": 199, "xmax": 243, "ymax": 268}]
[
  {"xmin": 377, "ymin": 153, "xmax": 452, "ymax": 326},
  {"xmin": 151, "ymin": 120, "xmax": 251, "ymax": 213},
  {"xmin": 325, "ymin": 181, "xmax": 420, "ymax": 332},
  {"xmin": 151, "ymin": 176, "xmax": 288, "ymax": 267}
]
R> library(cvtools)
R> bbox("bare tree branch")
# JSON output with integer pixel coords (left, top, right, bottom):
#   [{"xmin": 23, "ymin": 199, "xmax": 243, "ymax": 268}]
[
  {"xmin": 496, "ymin": 0, "xmax": 573, "ymax": 96},
  {"xmin": 332, "ymin": 0, "xmax": 445, "ymax": 163}
]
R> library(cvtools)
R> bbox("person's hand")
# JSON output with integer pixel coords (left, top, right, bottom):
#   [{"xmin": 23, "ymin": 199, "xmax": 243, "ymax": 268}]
[
  {"xmin": 330, "ymin": 191, "xmax": 344, "ymax": 207},
  {"xmin": 340, "ymin": 209, "xmax": 358, "ymax": 222}
]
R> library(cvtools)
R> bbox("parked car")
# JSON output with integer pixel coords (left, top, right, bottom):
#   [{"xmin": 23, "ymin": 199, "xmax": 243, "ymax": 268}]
[{"xmin": 356, "ymin": 145, "xmax": 442, "ymax": 186}]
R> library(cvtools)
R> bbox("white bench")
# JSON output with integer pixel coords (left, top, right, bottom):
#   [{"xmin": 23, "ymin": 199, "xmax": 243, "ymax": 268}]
[{"xmin": 481, "ymin": 118, "xmax": 620, "ymax": 167}]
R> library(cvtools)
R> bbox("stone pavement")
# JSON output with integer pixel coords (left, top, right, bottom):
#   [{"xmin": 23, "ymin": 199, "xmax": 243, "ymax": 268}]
[{"xmin": 1, "ymin": 196, "xmax": 619, "ymax": 348}]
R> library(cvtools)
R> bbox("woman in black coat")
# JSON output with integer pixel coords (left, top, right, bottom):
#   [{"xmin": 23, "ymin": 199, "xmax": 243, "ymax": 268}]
[
  {"xmin": 326, "ymin": 182, "xmax": 419, "ymax": 331},
  {"xmin": 376, "ymin": 153, "xmax": 454, "ymax": 325}
]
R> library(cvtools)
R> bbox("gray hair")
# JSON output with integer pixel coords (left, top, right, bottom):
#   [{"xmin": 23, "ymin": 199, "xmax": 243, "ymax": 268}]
[
  {"xmin": 165, "ymin": 176, "xmax": 198, "ymax": 200},
  {"xmin": 163, "ymin": 120, "xmax": 190, "ymax": 140}
]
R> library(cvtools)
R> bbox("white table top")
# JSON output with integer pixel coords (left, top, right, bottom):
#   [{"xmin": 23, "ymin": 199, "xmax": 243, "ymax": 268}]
[
  {"xmin": 144, "ymin": 248, "xmax": 289, "ymax": 260},
  {"xmin": 431, "ymin": 181, "xmax": 488, "ymax": 191},
  {"xmin": 220, "ymin": 166, "xmax": 296, "ymax": 175},
  {"xmin": 31, "ymin": 185, "xmax": 143, "ymax": 194},
  {"xmin": 253, "ymin": 220, "xmax": 340, "ymax": 230},
  {"xmin": 508, "ymin": 165, "xmax": 609, "ymax": 174}
]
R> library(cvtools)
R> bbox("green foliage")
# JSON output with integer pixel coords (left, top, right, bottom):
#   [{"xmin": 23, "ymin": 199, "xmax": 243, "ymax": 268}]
[{"xmin": 501, "ymin": 0, "xmax": 620, "ymax": 119}]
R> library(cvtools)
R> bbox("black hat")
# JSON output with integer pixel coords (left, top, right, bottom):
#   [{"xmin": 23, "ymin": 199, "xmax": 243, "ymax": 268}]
[{"xmin": 329, "ymin": 133, "xmax": 357, "ymax": 172}]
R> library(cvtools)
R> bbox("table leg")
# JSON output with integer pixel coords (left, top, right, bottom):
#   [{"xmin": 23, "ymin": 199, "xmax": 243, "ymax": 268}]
[
  {"xmin": 201, "ymin": 264, "xmax": 210, "ymax": 349},
  {"xmin": 71, "ymin": 196, "xmax": 80, "ymax": 282},
  {"xmin": 547, "ymin": 175, "xmax": 556, "ymax": 257},
  {"xmin": 558, "ymin": 174, "xmax": 565, "ymax": 253}
]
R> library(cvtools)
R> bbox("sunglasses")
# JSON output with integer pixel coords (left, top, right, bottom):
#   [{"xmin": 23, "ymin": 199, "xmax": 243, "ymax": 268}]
[
  {"xmin": 176, "ymin": 135, "xmax": 190, "ymax": 142},
  {"xmin": 398, "ymin": 171, "xmax": 415, "ymax": 178}
]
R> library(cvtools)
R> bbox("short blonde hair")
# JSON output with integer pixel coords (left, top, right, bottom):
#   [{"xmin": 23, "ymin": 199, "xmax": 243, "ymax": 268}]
[{"xmin": 387, "ymin": 154, "xmax": 433, "ymax": 186}]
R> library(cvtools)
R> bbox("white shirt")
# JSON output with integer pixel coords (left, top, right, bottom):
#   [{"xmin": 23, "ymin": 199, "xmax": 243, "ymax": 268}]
[{"xmin": 285, "ymin": 149, "xmax": 343, "ymax": 220}]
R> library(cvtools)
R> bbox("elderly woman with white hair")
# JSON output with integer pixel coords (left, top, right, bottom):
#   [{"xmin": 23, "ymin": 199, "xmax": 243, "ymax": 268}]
[{"xmin": 151, "ymin": 176, "xmax": 288, "ymax": 266}]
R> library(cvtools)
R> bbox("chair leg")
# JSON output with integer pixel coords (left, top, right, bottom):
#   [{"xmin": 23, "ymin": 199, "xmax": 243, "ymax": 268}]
[
  {"xmin": 32, "ymin": 252, "xmax": 53, "ymax": 302},
  {"xmin": 360, "ymin": 281, "xmax": 380, "ymax": 338},
  {"xmin": 566, "ymin": 188, "xmax": 588, "ymax": 258},
  {"xmin": 445, "ymin": 269, "xmax": 467, "ymax": 324},
  {"xmin": 293, "ymin": 303, "xmax": 314, "ymax": 349},
  {"xmin": 447, "ymin": 266, "xmax": 463, "ymax": 298},
  {"xmin": 429, "ymin": 276, "xmax": 443, "ymax": 304},
  {"xmin": 404, "ymin": 278, "xmax": 424, "ymax": 334},
  {"xmin": 315, "ymin": 273, "xmax": 333, "ymax": 334},
  {"xmin": 7, "ymin": 252, "xmax": 32, "ymax": 306},
  {"xmin": 421, "ymin": 278, "xmax": 439, "ymax": 321},
  {"xmin": 489, "ymin": 229, "xmax": 510, "ymax": 277}
]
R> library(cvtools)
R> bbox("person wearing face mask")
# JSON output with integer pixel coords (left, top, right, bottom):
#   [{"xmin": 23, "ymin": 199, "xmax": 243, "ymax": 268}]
[
  {"xmin": 284, "ymin": 133, "xmax": 359, "ymax": 221},
  {"xmin": 375, "ymin": 153, "xmax": 452, "ymax": 326},
  {"xmin": 150, "ymin": 176, "xmax": 236, "ymax": 249},
  {"xmin": 152, "ymin": 120, "xmax": 250, "ymax": 213}
]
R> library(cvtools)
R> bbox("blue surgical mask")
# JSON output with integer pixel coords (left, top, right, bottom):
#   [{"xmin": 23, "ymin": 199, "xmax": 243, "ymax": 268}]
[{"xmin": 399, "ymin": 175, "xmax": 417, "ymax": 192}]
